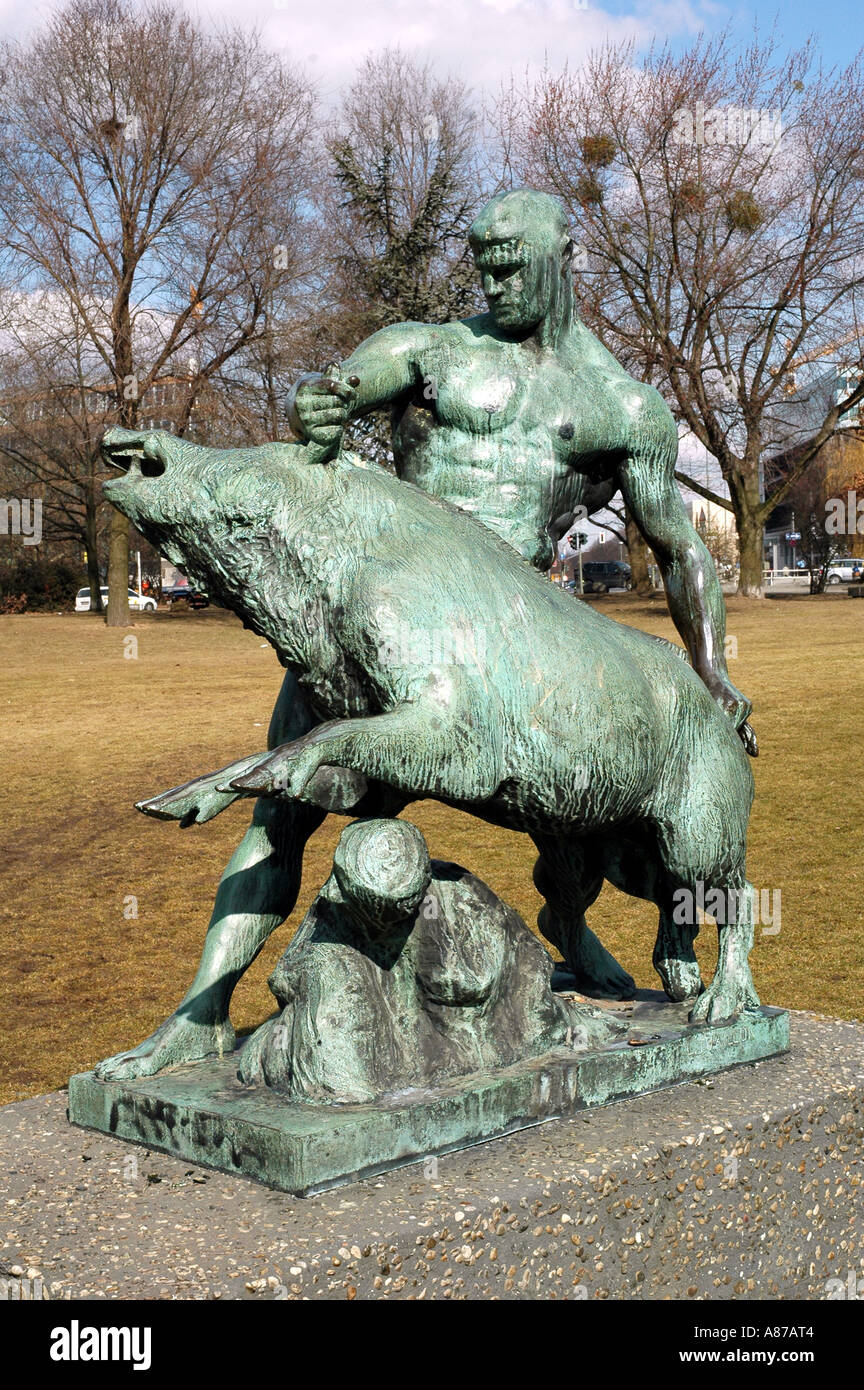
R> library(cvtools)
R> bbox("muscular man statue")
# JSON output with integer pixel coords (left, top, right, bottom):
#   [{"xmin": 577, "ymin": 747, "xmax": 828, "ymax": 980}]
[{"xmin": 96, "ymin": 188, "xmax": 753, "ymax": 1082}]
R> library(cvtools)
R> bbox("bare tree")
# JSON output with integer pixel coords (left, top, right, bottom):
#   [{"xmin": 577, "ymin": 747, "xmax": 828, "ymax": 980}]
[
  {"xmin": 309, "ymin": 49, "xmax": 489, "ymax": 458},
  {"xmin": 624, "ymin": 517, "xmax": 656, "ymax": 594},
  {"xmin": 327, "ymin": 49, "xmax": 486, "ymax": 327},
  {"xmin": 0, "ymin": 0, "xmax": 316, "ymax": 622},
  {"xmin": 0, "ymin": 294, "xmax": 115, "ymax": 606},
  {"xmin": 783, "ymin": 428, "xmax": 864, "ymax": 589},
  {"xmin": 499, "ymin": 32, "xmax": 864, "ymax": 594}
]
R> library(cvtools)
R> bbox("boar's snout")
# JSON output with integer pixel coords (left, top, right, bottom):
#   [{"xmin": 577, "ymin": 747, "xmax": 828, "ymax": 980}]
[{"xmin": 101, "ymin": 426, "xmax": 169, "ymax": 481}]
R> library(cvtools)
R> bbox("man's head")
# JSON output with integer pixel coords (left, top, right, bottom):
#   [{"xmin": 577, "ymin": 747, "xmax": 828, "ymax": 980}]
[{"xmin": 469, "ymin": 188, "xmax": 574, "ymax": 340}]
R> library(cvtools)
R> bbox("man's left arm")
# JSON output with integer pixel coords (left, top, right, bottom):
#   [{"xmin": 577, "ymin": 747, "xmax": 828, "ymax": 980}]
[{"xmin": 618, "ymin": 442, "xmax": 756, "ymax": 754}]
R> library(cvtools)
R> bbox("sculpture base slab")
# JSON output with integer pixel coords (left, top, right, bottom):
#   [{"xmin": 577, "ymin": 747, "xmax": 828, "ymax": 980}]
[{"xmin": 68, "ymin": 996, "xmax": 789, "ymax": 1196}]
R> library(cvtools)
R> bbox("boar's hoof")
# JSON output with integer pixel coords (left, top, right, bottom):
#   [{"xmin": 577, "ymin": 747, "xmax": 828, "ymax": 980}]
[{"xmin": 689, "ymin": 975, "xmax": 760, "ymax": 1025}]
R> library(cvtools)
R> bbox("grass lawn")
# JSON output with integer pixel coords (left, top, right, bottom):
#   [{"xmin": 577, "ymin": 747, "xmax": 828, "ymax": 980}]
[{"xmin": 1, "ymin": 595, "xmax": 862, "ymax": 1104}]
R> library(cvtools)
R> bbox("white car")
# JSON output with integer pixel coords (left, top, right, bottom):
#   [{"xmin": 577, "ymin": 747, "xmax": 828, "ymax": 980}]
[
  {"xmin": 824, "ymin": 559, "xmax": 864, "ymax": 585},
  {"xmin": 75, "ymin": 586, "xmax": 157, "ymax": 612}
]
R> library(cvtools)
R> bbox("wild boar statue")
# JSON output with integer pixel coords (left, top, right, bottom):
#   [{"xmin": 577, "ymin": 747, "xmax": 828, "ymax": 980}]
[{"xmin": 101, "ymin": 425, "xmax": 760, "ymax": 1027}]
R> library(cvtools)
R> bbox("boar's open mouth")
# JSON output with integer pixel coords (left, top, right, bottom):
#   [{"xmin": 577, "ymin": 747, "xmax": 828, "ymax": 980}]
[{"xmin": 101, "ymin": 430, "xmax": 167, "ymax": 479}]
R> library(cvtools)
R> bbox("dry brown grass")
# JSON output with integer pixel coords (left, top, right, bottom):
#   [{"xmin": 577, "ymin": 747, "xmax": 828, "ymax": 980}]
[{"xmin": 2, "ymin": 594, "xmax": 862, "ymax": 1104}]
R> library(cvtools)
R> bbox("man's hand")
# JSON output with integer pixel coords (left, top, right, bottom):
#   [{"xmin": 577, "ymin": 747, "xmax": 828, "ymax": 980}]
[
  {"xmin": 288, "ymin": 369, "xmax": 358, "ymax": 450},
  {"xmin": 705, "ymin": 673, "xmax": 758, "ymax": 757}
]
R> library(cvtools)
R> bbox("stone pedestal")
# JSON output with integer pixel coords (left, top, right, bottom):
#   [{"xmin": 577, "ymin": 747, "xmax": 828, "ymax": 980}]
[{"xmin": 8, "ymin": 1013, "xmax": 858, "ymax": 1298}]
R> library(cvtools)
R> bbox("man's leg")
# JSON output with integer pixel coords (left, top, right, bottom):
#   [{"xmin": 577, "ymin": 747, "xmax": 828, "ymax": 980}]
[
  {"xmin": 531, "ymin": 833, "xmax": 636, "ymax": 1000},
  {"xmin": 95, "ymin": 672, "xmax": 324, "ymax": 1081}
]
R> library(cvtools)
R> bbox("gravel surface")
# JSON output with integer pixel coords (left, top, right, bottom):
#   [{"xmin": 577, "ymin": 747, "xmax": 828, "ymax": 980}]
[{"xmin": 1, "ymin": 1011, "xmax": 862, "ymax": 1301}]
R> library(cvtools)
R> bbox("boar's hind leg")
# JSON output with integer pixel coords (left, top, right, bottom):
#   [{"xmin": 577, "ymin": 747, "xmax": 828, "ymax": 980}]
[
  {"xmin": 230, "ymin": 702, "xmax": 502, "ymax": 806},
  {"xmin": 688, "ymin": 873, "xmax": 761, "ymax": 1025},
  {"xmin": 599, "ymin": 830, "xmax": 701, "ymax": 1002},
  {"xmin": 655, "ymin": 813, "xmax": 759, "ymax": 1024}
]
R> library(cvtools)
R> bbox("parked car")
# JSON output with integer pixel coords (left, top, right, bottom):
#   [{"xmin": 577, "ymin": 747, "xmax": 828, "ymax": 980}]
[
  {"xmin": 162, "ymin": 583, "xmax": 210, "ymax": 609},
  {"xmin": 578, "ymin": 560, "xmax": 633, "ymax": 594},
  {"xmin": 75, "ymin": 586, "xmax": 157, "ymax": 612},
  {"xmin": 823, "ymin": 558, "xmax": 864, "ymax": 585}
]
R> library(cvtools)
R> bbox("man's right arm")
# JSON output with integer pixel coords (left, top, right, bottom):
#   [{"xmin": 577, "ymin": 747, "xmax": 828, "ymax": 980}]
[{"xmin": 286, "ymin": 322, "xmax": 426, "ymax": 451}]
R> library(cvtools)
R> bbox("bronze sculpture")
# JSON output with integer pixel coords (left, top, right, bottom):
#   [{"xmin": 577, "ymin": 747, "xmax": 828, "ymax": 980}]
[
  {"xmin": 93, "ymin": 188, "xmax": 756, "ymax": 1083},
  {"xmin": 97, "ymin": 420, "xmax": 760, "ymax": 1066}
]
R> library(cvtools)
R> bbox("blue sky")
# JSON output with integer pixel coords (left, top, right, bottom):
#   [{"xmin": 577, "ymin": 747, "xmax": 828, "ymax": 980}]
[{"xmin": 597, "ymin": 1, "xmax": 858, "ymax": 71}]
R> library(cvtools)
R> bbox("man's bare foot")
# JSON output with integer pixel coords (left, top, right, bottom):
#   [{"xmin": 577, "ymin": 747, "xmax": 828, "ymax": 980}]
[
  {"xmin": 94, "ymin": 1013, "xmax": 235, "ymax": 1081},
  {"xmin": 546, "ymin": 921, "xmax": 636, "ymax": 1000}
]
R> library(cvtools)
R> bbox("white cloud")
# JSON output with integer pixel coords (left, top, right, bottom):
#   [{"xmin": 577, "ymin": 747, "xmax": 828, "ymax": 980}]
[
  {"xmin": 258, "ymin": 0, "xmax": 711, "ymax": 97},
  {"xmin": 1, "ymin": 0, "xmax": 727, "ymax": 101}
]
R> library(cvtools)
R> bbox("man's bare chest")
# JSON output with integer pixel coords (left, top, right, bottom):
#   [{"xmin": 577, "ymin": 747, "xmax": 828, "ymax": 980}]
[
  {"xmin": 427, "ymin": 353, "xmax": 575, "ymax": 437},
  {"xmin": 396, "ymin": 351, "xmax": 624, "ymax": 487}
]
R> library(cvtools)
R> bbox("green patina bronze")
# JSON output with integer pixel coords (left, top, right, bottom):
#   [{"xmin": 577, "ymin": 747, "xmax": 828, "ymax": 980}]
[
  {"xmin": 238, "ymin": 819, "xmax": 619, "ymax": 1104},
  {"xmin": 288, "ymin": 188, "xmax": 752, "ymax": 740},
  {"xmin": 76, "ymin": 186, "xmax": 784, "ymax": 1178},
  {"xmin": 97, "ymin": 413, "xmax": 760, "ymax": 1052}
]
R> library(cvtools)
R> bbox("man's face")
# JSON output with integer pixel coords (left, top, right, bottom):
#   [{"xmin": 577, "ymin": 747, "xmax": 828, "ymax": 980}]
[{"xmin": 472, "ymin": 233, "xmax": 551, "ymax": 335}]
